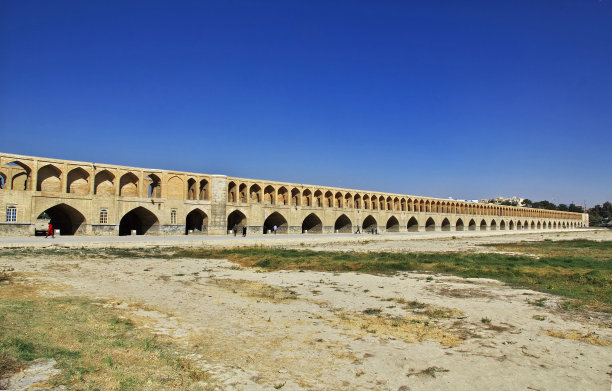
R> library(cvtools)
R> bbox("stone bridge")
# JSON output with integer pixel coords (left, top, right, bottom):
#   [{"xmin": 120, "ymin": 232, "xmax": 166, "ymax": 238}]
[{"xmin": 0, "ymin": 153, "xmax": 588, "ymax": 236}]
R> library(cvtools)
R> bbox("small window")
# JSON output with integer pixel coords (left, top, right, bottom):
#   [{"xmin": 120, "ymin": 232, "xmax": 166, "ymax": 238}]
[
  {"xmin": 99, "ymin": 209, "xmax": 108, "ymax": 224},
  {"xmin": 6, "ymin": 206, "xmax": 17, "ymax": 222},
  {"xmin": 170, "ymin": 209, "xmax": 177, "ymax": 225}
]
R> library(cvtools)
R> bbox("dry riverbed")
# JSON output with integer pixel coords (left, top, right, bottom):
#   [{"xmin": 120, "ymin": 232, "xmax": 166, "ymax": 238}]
[{"xmin": 2, "ymin": 230, "xmax": 611, "ymax": 390}]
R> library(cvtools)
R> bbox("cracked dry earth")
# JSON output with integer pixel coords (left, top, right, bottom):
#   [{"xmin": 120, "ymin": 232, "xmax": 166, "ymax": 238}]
[{"xmin": 10, "ymin": 253, "xmax": 612, "ymax": 391}]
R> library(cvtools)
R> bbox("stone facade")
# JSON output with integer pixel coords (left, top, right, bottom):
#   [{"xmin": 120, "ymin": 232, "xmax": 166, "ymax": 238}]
[{"xmin": 0, "ymin": 152, "xmax": 588, "ymax": 236}]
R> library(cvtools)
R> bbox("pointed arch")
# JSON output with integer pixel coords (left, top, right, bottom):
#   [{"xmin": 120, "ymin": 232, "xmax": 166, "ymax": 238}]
[
  {"xmin": 95, "ymin": 170, "xmax": 115, "ymax": 196},
  {"xmin": 119, "ymin": 206, "xmax": 159, "ymax": 236},
  {"xmin": 386, "ymin": 216, "xmax": 400, "ymax": 232},
  {"xmin": 362, "ymin": 215, "xmax": 377, "ymax": 231},
  {"xmin": 468, "ymin": 219, "xmax": 476, "ymax": 231},
  {"xmin": 250, "ymin": 184, "xmax": 262, "ymax": 203},
  {"xmin": 407, "ymin": 216, "xmax": 419, "ymax": 232},
  {"xmin": 187, "ymin": 178, "xmax": 198, "ymax": 200},
  {"xmin": 291, "ymin": 188, "xmax": 301, "ymax": 206},
  {"xmin": 425, "ymin": 217, "xmax": 436, "ymax": 231},
  {"xmin": 334, "ymin": 214, "xmax": 352, "ymax": 233},
  {"xmin": 4, "ymin": 161, "xmax": 32, "ymax": 190},
  {"xmin": 302, "ymin": 213, "xmax": 322, "ymax": 233},
  {"xmin": 66, "ymin": 167, "xmax": 90, "ymax": 194},
  {"xmin": 37, "ymin": 164, "xmax": 62, "ymax": 192},
  {"xmin": 500, "ymin": 220, "xmax": 506, "ymax": 230},
  {"xmin": 302, "ymin": 189, "xmax": 312, "ymax": 206},
  {"xmin": 185, "ymin": 209, "xmax": 208, "ymax": 235},
  {"xmin": 441, "ymin": 218, "xmax": 451, "ymax": 231},
  {"xmin": 490, "ymin": 219, "xmax": 497, "ymax": 230},
  {"xmin": 480, "ymin": 219, "xmax": 487, "ymax": 230},
  {"xmin": 264, "ymin": 211, "xmax": 288, "ymax": 234},
  {"xmin": 145, "ymin": 174, "xmax": 161, "ymax": 198},
  {"xmin": 264, "ymin": 185, "xmax": 276, "ymax": 205},
  {"xmin": 119, "ymin": 172, "xmax": 139, "ymax": 197},
  {"xmin": 38, "ymin": 203, "xmax": 87, "ymax": 235},
  {"xmin": 278, "ymin": 187, "xmax": 288, "ymax": 205},
  {"xmin": 456, "ymin": 218, "xmax": 465, "ymax": 231},
  {"xmin": 227, "ymin": 210, "xmax": 247, "ymax": 232}
]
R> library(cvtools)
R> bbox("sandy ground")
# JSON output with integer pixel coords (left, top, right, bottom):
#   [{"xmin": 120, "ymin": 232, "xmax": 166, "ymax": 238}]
[{"xmin": 2, "ymin": 229, "xmax": 612, "ymax": 390}]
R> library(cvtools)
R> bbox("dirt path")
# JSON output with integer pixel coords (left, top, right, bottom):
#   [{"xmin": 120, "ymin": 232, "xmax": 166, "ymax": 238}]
[{"xmin": 5, "ymin": 230, "xmax": 612, "ymax": 390}]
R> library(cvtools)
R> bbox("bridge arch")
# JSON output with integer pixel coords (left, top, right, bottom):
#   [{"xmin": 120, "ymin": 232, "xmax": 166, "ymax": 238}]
[
  {"xmin": 38, "ymin": 203, "xmax": 87, "ymax": 235},
  {"xmin": 302, "ymin": 213, "xmax": 322, "ymax": 233},
  {"xmin": 37, "ymin": 164, "xmax": 62, "ymax": 192},
  {"xmin": 67, "ymin": 167, "xmax": 90, "ymax": 195},
  {"xmin": 468, "ymin": 219, "xmax": 476, "ymax": 231},
  {"xmin": 119, "ymin": 206, "xmax": 159, "ymax": 236},
  {"xmin": 480, "ymin": 219, "xmax": 487, "ymax": 230},
  {"xmin": 500, "ymin": 220, "xmax": 506, "ymax": 230},
  {"xmin": 386, "ymin": 216, "xmax": 400, "ymax": 232},
  {"xmin": 334, "ymin": 214, "xmax": 352, "ymax": 233},
  {"xmin": 362, "ymin": 215, "xmax": 377, "ymax": 231},
  {"xmin": 185, "ymin": 208, "xmax": 208, "ymax": 235},
  {"xmin": 407, "ymin": 216, "xmax": 419, "ymax": 232},
  {"xmin": 490, "ymin": 219, "xmax": 497, "ymax": 230},
  {"xmin": 456, "ymin": 218, "xmax": 465, "ymax": 231},
  {"xmin": 119, "ymin": 173, "xmax": 139, "ymax": 197},
  {"xmin": 425, "ymin": 217, "xmax": 436, "ymax": 231},
  {"xmin": 227, "ymin": 210, "xmax": 247, "ymax": 232},
  {"xmin": 264, "ymin": 212, "xmax": 288, "ymax": 234},
  {"xmin": 94, "ymin": 170, "xmax": 115, "ymax": 196},
  {"xmin": 441, "ymin": 218, "xmax": 451, "ymax": 231}
]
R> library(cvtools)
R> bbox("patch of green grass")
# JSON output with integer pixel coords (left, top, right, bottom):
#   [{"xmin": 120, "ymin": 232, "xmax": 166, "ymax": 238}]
[{"xmin": 0, "ymin": 284, "xmax": 214, "ymax": 389}]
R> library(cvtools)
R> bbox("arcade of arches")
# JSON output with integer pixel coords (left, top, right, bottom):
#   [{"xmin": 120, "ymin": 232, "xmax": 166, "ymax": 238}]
[{"xmin": 0, "ymin": 152, "xmax": 588, "ymax": 236}]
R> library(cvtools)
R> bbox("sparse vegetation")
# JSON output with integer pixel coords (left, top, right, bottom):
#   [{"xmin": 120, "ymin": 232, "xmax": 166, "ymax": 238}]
[{"xmin": 0, "ymin": 282, "xmax": 214, "ymax": 389}]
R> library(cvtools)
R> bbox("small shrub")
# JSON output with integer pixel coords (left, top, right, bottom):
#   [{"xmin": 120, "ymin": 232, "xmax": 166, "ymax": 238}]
[{"xmin": 481, "ymin": 317, "xmax": 491, "ymax": 324}]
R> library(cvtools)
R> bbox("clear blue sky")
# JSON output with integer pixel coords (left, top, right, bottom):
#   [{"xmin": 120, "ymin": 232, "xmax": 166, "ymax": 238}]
[{"xmin": 1, "ymin": 1, "xmax": 610, "ymax": 207}]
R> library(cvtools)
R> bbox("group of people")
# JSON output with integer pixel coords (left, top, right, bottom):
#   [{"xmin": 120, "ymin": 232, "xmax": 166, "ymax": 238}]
[{"xmin": 232, "ymin": 226, "xmax": 248, "ymax": 237}]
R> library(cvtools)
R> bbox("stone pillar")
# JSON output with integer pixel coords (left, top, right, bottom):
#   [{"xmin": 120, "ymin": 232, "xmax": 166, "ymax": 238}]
[{"xmin": 209, "ymin": 175, "xmax": 227, "ymax": 235}]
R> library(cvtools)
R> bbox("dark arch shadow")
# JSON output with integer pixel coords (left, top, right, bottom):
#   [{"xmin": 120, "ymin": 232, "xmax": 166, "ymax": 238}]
[
  {"xmin": 407, "ymin": 216, "xmax": 419, "ymax": 232},
  {"xmin": 441, "ymin": 218, "xmax": 451, "ymax": 231},
  {"xmin": 38, "ymin": 203, "xmax": 86, "ymax": 235},
  {"xmin": 227, "ymin": 210, "xmax": 247, "ymax": 232},
  {"xmin": 362, "ymin": 215, "xmax": 377, "ymax": 231},
  {"xmin": 468, "ymin": 219, "xmax": 477, "ymax": 231},
  {"xmin": 119, "ymin": 207, "xmax": 159, "ymax": 236},
  {"xmin": 302, "ymin": 213, "xmax": 322, "ymax": 233},
  {"xmin": 456, "ymin": 218, "xmax": 465, "ymax": 231},
  {"xmin": 386, "ymin": 216, "xmax": 400, "ymax": 232},
  {"xmin": 186, "ymin": 209, "xmax": 208, "ymax": 235},
  {"xmin": 334, "ymin": 214, "xmax": 352, "ymax": 233},
  {"xmin": 425, "ymin": 217, "xmax": 436, "ymax": 232},
  {"xmin": 264, "ymin": 212, "xmax": 288, "ymax": 234}
]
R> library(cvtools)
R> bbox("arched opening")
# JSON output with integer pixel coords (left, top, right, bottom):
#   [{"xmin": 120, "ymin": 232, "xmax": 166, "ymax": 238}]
[
  {"xmin": 362, "ymin": 215, "xmax": 377, "ymax": 231},
  {"xmin": 407, "ymin": 216, "xmax": 419, "ymax": 232},
  {"xmin": 517, "ymin": 221, "xmax": 523, "ymax": 230},
  {"xmin": 302, "ymin": 189, "xmax": 312, "ymax": 207},
  {"xmin": 227, "ymin": 182, "xmax": 237, "ymax": 203},
  {"xmin": 537, "ymin": 221, "xmax": 541, "ymax": 229},
  {"xmin": 480, "ymin": 219, "xmax": 487, "ymax": 230},
  {"xmin": 0, "ymin": 172, "xmax": 5, "ymax": 190},
  {"xmin": 334, "ymin": 192, "xmax": 343, "ymax": 208},
  {"xmin": 530, "ymin": 221, "xmax": 535, "ymax": 229},
  {"xmin": 456, "ymin": 218, "xmax": 465, "ymax": 231},
  {"xmin": 441, "ymin": 218, "xmax": 451, "ymax": 231},
  {"xmin": 187, "ymin": 178, "xmax": 197, "ymax": 200},
  {"xmin": 302, "ymin": 213, "xmax": 322, "ymax": 233},
  {"xmin": 386, "ymin": 216, "xmax": 400, "ymax": 232},
  {"xmin": 119, "ymin": 173, "xmax": 139, "ymax": 197},
  {"xmin": 199, "ymin": 179, "xmax": 209, "ymax": 200},
  {"xmin": 250, "ymin": 184, "xmax": 262, "ymax": 203},
  {"xmin": 146, "ymin": 174, "xmax": 161, "ymax": 198},
  {"xmin": 37, "ymin": 164, "xmax": 62, "ymax": 192},
  {"xmin": 354, "ymin": 194, "xmax": 362, "ymax": 209},
  {"xmin": 500, "ymin": 220, "xmax": 506, "ymax": 230},
  {"xmin": 468, "ymin": 219, "xmax": 476, "ymax": 231},
  {"xmin": 227, "ymin": 210, "xmax": 247, "ymax": 232},
  {"xmin": 291, "ymin": 188, "xmax": 301, "ymax": 206},
  {"xmin": 239, "ymin": 184, "xmax": 247, "ymax": 203},
  {"xmin": 38, "ymin": 204, "xmax": 86, "ymax": 235},
  {"xmin": 548, "ymin": 222, "xmax": 552, "ymax": 229},
  {"xmin": 425, "ymin": 217, "xmax": 436, "ymax": 231},
  {"xmin": 314, "ymin": 190, "xmax": 323, "ymax": 207},
  {"xmin": 264, "ymin": 186, "xmax": 275, "ymax": 205},
  {"xmin": 94, "ymin": 170, "xmax": 115, "ymax": 196},
  {"xmin": 119, "ymin": 207, "xmax": 159, "ymax": 236},
  {"xmin": 264, "ymin": 212, "xmax": 288, "ymax": 234},
  {"xmin": 509, "ymin": 220, "xmax": 515, "ymax": 230},
  {"xmin": 334, "ymin": 214, "xmax": 352, "ymax": 233},
  {"xmin": 490, "ymin": 219, "xmax": 497, "ymax": 230},
  {"xmin": 185, "ymin": 209, "xmax": 208, "ymax": 235},
  {"xmin": 4, "ymin": 161, "xmax": 32, "ymax": 190},
  {"xmin": 67, "ymin": 167, "xmax": 89, "ymax": 195},
  {"xmin": 278, "ymin": 187, "xmax": 288, "ymax": 206}
]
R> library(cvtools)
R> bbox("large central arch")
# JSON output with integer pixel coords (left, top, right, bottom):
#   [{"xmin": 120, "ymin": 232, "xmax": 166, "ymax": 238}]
[
  {"xmin": 38, "ymin": 203, "xmax": 86, "ymax": 235},
  {"xmin": 227, "ymin": 210, "xmax": 247, "ymax": 232},
  {"xmin": 185, "ymin": 209, "xmax": 208, "ymax": 235},
  {"xmin": 362, "ymin": 215, "xmax": 377, "ymax": 231},
  {"xmin": 264, "ymin": 212, "xmax": 288, "ymax": 234},
  {"xmin": 302, "ymin": 213, "xmax": 322, "ymax": 233},
  {"xmin": 334, "ymin": 214, "xmax": 352, "ymax": 233},
  {"xmin": 386, "ymin": 216, "xmax": 400, "ymax": 232},
  {"xmin": 119, "ymin": 207, "xmax": 159, "ymax": 236}
]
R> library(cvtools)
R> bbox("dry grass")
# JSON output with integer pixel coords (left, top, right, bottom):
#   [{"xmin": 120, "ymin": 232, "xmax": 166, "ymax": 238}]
[
  {"xmin": 0, "ymin": 277, "xmax": 215, "ymax": 390},
  {"xmin": 332, "ymin": 310, "xmax": 464, "ymax": 347},
  {"xmin": 545, "ymin": 329, "xmax": 612, "ymax": 346},
  {"xmin": 213, "ymin": 279, "xmax": 298, "ymax": 302}
]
